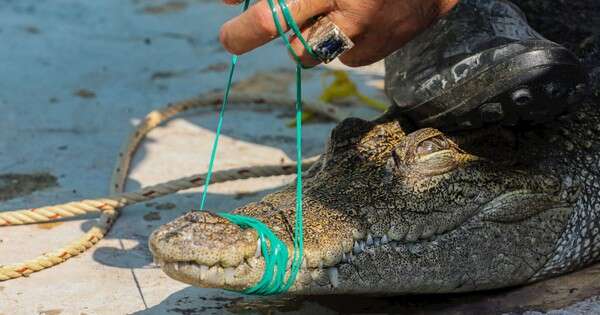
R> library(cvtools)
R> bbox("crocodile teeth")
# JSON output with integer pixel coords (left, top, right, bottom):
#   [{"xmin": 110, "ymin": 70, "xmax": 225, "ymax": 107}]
[
  {"xmin": 224, "ymin": 267, "xmax": 235, "ymax": 284},
  {"xmin": 353, "ymin": 241, "xmax": 362, "ymax": 255},
  {"xmin": 328, "ymin": 267, "xmax": 339, "ymax": 288},
  {"xmin": 343, "ymin": 252, "xmax": 354, "ymax": 263},
  {"xmin": 366, "ymin": 234, "xmax": 374, "ymax": 246},
  {"xmin": 311, "ymin": 269, "xmax": 321, "ymax": 281},
  {"xmin": 255, "ymin": 238, "xmax": 262, "ymax": 257},
  {"xmin": 199, "ymin": 265, "xmax": 209, "ymax": 281},
  {"xmin": 374, "ymin": 237, "xmax": 381, "ymax": 246},
  {"xmin": 341, "ymin": 253, "xmax": 348, "ymax": 263},
  {"xmin": 207, "ymin": 266, "xmax": 223, "ymax": 285},
  {"xmin": 381, "ymin": 235, "xmax": 389, "ymax": 244}
]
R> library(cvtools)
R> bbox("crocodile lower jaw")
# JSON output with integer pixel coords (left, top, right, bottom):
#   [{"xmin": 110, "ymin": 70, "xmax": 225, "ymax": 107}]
[{"xmin": 153, "ymin": 234, "xmax": 447, "ymax": 290}]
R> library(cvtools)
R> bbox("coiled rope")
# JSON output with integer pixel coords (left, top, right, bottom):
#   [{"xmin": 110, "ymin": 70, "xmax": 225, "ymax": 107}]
[{"xmin": 0, "ymin": 92, "xmax": 346, "ymax": 282}]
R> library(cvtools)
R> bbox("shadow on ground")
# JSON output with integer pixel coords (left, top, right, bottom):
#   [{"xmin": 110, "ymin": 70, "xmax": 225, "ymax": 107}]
[{"xmin": 130, "ymin": 263, "xmax": 600, "ymax": 315}]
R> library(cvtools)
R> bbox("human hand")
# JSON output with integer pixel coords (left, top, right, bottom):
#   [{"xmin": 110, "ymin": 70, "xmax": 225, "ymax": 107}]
[{"xmin": 219, "ymin": 0, "xmax": 459, "ymax": 67}]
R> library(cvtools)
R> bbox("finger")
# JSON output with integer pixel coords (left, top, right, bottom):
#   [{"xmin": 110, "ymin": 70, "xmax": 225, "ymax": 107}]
[{"xmin": 220, "ymin": 0, "xmax": 334, "ymax": 55}]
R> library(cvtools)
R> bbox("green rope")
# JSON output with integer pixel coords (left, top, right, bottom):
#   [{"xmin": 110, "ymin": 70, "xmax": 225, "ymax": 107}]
[
  {"xmin": 199, "ymin": 0, "xmax": 250, "ymax": 210},
  {"xmin": 265, "ymin": 0, "xmax": 318, "ymax": 68},
  {"xmin": 276, "ymin": 0, "xmax": 318, "ymax": 60},
  {"xmin": 199, "ymin": 0, "xmax": 310, "ymax": 295},
  {"xmin": 199, "ymin": 55, "xmax": 239, "ymax": 211}
]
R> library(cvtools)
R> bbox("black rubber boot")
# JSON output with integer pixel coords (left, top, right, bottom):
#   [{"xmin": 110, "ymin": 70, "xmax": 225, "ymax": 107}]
[{"xmin": 385, "ymin": 0, "xmax": 588, "ymax": 131}]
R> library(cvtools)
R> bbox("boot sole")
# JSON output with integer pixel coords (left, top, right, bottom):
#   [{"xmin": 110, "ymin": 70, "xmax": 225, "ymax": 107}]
[{"xmin": 408, "ymin": 46, "xmax": 588, "ymax": 131}]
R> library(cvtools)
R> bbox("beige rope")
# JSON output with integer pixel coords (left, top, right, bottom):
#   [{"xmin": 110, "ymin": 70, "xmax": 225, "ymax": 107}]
[{"xmin": 0, "ymin": 92, "xmax": 344, "ymax": 281}]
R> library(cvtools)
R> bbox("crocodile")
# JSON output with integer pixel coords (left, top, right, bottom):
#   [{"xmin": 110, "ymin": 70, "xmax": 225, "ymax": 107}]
[{"xmin": 149, "ymin": 95, "xmax": 600, "ymax": 295}]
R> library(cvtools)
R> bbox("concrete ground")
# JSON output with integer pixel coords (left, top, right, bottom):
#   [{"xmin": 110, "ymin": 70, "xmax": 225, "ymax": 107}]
[{"xmin": 1, "ymin": 1, "xmax": 600, "ymax": 315}]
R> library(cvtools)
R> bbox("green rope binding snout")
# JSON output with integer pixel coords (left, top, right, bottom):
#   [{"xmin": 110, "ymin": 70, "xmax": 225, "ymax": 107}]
[{"xmin": 199, "ymin": 0, "xmax": 315, "ymax": 295}]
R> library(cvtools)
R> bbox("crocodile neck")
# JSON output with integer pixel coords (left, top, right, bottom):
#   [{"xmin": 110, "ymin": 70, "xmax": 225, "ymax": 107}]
[{"xmin": 507, "ymin": 102, "xmax": 600, "ymax": 279}]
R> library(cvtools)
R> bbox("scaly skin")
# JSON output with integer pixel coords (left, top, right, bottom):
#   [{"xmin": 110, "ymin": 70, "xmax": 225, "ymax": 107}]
[{"xmin": 149, "ymin": 101, "xmax": 600, "ymax": 295}]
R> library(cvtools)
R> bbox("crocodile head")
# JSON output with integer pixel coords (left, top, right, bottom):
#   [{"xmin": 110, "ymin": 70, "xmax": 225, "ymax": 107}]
[{"xmin": 149, "ymin": 116, "xmax": 573, "ymax": 295}]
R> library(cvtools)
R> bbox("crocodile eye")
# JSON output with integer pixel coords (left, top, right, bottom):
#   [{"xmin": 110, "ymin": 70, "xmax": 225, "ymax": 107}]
[
  {"xmin": 390, "ymin": 129, "xmax": 467, "ymax": 177},
  {"xmin": 416, "ymin": 136, "xmax": 450, "ymax": 156}
]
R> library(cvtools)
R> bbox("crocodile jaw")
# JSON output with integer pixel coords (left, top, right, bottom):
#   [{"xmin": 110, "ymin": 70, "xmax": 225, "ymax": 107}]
[
  {"xmin": 150, "ymin": 119, "xmax": 574, "ymax": 294},
  {"xmin": 150, "ymin": 201, "xmax": 572, "ymax": 295}
]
